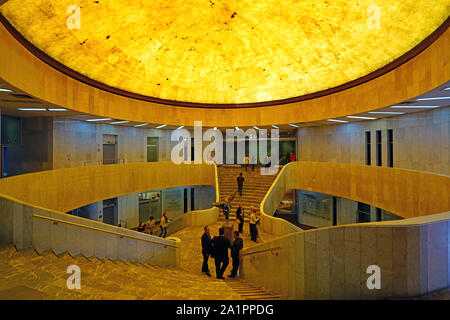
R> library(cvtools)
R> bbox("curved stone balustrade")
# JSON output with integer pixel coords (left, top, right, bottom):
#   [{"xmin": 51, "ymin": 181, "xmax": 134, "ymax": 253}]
[
  {"xmin": 241, "ymin": 161, "xmax": 450, "ymax": 299},
  {"xmin": 0, "ymin": 162, "xmax": 220, "ymax": 266},
  {"xmin": 259, "ymin": 161, "xmax": 450, "ymax": 236},
  {"xmin": 0, "ymin": 162, "xmax": 216, "ymax": 212}
]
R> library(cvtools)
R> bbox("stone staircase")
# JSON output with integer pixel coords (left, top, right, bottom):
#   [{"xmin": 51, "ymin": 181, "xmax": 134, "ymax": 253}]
[
  {"xmin": 217, "ymin": 165, "xmax": 279, "ymax": 221},
  {"xmin": 0, "ymin": 244, "xmax": 280, "ymax": 300}
]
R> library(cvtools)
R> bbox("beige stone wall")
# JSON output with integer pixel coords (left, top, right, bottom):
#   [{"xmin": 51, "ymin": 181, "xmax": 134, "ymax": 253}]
[
  {"xmin": 0, "ymin": 195, "xmax": 181, "ymax": 266},
  {"xmin": 52, "ymin": 119, "xmax": 175, "ymax": 168},
  {"xmin": 241, "ymin": 212, "xmax": 450, "ymax": 299},
  {"xmin": 297, "ymin": 107, "xmax": 449, "ymax": 175}
]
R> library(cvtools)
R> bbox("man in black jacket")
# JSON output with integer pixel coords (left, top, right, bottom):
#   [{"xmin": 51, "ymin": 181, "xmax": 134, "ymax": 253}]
[
  {"xmin": 210, "ymin": 227, "xmax": 231, "ymax": 279},
  {"xmin": 236, "ymin": 203, "xmax": 244, "ymax": 233},
  {"xmin": 236, "ymin": 173, "xmax": 245, "ymax": 196},
  {"xmin": 201, "ymin": 226, "xmax": 212, "ymax": 276},
  {"xmin": 228, "ymin": 231, "xmax": 244, "ymax": 278}
]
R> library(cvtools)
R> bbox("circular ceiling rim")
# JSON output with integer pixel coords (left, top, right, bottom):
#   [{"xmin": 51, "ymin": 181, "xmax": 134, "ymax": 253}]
[{"xmin": 0, "ymin": 14, "xmax": 449, "ymax": 109}]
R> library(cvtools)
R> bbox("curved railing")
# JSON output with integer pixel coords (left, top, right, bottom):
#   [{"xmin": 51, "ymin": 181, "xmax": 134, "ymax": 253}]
[
  {"xmin": 259, "ymin": 161, "xmax": 450, "ymax": 236},
  {"xmin": 0, "ymin": 162, "xmax": 221, "ymax": 266},
  {"xmin": 243, "ymin": 161, "xmax": 450, "ymax": 299}
]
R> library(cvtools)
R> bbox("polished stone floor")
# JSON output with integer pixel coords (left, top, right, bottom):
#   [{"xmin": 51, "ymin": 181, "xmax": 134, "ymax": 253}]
[{"xmin": 172, "ymin": 220, "xmax": 277, "ymax": 277}]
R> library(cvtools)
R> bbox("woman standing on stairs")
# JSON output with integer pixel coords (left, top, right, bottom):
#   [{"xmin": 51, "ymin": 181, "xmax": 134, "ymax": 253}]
[
  {"xmin": 159, "ymin": 212, "xmax": 168, "ymax": 238},
  {"xmin": 249, "ymin": 207, "xmax": 260, "ymax": 243}
]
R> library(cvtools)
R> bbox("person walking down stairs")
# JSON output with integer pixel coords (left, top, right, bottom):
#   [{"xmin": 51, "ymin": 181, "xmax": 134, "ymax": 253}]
[
  {"xmin": 237, "ymin": 172, "xmax": 245, "ymax": 196},
  {"xmin": 236, "ymin": 203, "xmax": 244, "ymax": 233},
  {"xmin": 222, "ymin": 191, "xmax": 237, "ymax": 224}
]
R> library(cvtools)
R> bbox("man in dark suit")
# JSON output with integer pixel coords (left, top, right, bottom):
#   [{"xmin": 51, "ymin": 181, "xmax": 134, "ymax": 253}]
[
  {"xmin": 201, "ymin": 226, "xmax": 212, "ymax": 276},
  {"xmin": 236, "ymin": 203, "xmax": 244, "ymax": 233},
  {"xmin": 228, "ymin": 231, "xmax": 244, "ymax": 278},
  {"xmin": 210, "ymin": 227, "xmax": 231, "ymax": 279}
]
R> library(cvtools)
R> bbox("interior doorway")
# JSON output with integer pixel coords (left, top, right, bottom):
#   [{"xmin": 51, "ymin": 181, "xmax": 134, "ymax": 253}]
[
  {"xmin": 147, "ymin": 137, "xmax": 159, "ymax": 162},
  {"xmin": 103, "ymin": 198, "xmax": 118, "ymax": 225},
  {"xmin": 103, "ymin": 134, "xmax": 118, "ymax": 164}
]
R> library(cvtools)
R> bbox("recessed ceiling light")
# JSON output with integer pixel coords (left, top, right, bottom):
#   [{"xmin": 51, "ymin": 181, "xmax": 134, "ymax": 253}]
[
  {"xmin": 390, "ymin": 105, "xmax": 440, "ymax": 109},
  {"xmin": 443, "ymin": 87, "xmax": 450, "ymax": 91},
  {"xmin": 86, "ymin": 118, "xmax": 112, "ymax": 122},
  {"xmin": 253, "ymin": 126, "xmax": 260, "ymax": 130},
  {"xmin": 368, "ymin": 111, "xmax": 405, "ymax": 115},
  {"xmin": 0, "ymin": 88, "xmax": 13, "ymax": 92},
  {"xmin": 156, "ymin": 124, "xmax": 167, "ymax": 129},
  {"xmin": 288, "ymin": 124, "xmax": 299, "ymax": 128},
  {"xmin": 415, "ymin": 97, "xmax": 450, "ymax": 101},
  {"xmin": 272, "ymin": 125, "xmax": 279, "ymax": 129},
  {"xmin": 346, "ymin": 116, "xmax": 377, "ymax": 120},
  {"xmin": 48, "ymin": 108, "xmax": 68, "ymax": 112},
  {"xmin": 134, "ymin": 123, "xmax": 148, "ymax": 127},
  {"xmin": 176, "ymin": 126, "xmax": 184, "ymax": 130},
  {"xmin": 17, "ymin": 108, "xmax": 47, "ymax": 111},
  {"xmin": 110, "ymin": 121, "xmax": 130, "ymax": 124},
  {"xmin": 327, "ymin": 119, "xmax": 349, "ymax": 123}
]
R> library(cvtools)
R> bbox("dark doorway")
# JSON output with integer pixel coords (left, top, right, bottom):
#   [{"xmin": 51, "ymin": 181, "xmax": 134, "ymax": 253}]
[
  {"xmin": 103, "ymin": 198, "xmax": 118, "ymax": 225},
  {"xmin": 184, "ymin": 188, "xmax": 188, "ymax": 213},
  {"xmin": 357, "ymin": 202, "xmax": 371, "ymax": 223},
  {"xmin": 147, "ymin": 137, "xmax": 159, "ymax": 162},
  {"xmin": 103, "ymin": 135, "xmax": 117, "ymax": 165}
]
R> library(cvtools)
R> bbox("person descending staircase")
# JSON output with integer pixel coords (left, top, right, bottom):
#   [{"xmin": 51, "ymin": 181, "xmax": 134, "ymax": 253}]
[{"xmin": 217, "ymin": 165, "xmax": 280, "ymax": 222}]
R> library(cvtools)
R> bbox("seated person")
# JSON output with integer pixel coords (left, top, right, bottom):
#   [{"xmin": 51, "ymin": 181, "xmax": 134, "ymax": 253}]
[
  {"xmin": 137, "ymin": 222, "xmax": 146, "ymax": 232},
  {"xmin": 145, "ymin": 216, "xmax": 155, "ymax": 235}
]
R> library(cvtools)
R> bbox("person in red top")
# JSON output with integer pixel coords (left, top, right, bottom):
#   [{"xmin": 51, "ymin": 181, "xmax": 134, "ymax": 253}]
[{"xmin": 289, "ymin": 152, "xmax": 296, "ymax": 162}]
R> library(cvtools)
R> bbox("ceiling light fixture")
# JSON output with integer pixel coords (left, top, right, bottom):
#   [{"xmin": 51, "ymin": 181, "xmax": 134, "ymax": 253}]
[
  {"xmin": 86, "ymin": 118, "xmax": 112, "ymax": 122},
  {"xmin": 0, "ymin": 88, "xmax": 13, "ymax": 92},
  {"xmin": 110, "ymin": 121, "xmax": 130, "ymax": 125},
  {"xmin": 17, "ymin": 108, "xmax": 47, "ymax": 111},
  {"xmin": 156, "ymin": 125, "xmax": 167, "ymax": 129},
  {"xmin": 134, "ymin": 123, "xmax": 149, "ymax": 127},
  {"xmin": 346, "ymin": 116, "xmax": 377, "ymax": 120},
  {"xmin": 47, "ymin": 108, "xmax": 68, "ymax": 111},
  {"xmin": 415, "ymin": 97, "xmax": 450, "ymax": 101},
  {"xmin": 235, "ymin": 127, "xmax": 240, "ymax": 131},
  {"xmin": 327, "ymin": 119, "xmax": 349, "ymax": 123},
  {"xmin": 176, "ymin": 126, "xmax": 184, "ymax": 130},
  {"xmin": 213, "ymin": 127, "xmax": 217, "ymax": 130},
  {"xmin": 390, "ymin": 105, "xmax": 440, "ymax": 109},
  {"xmin": 368, "ymin": 111, "xmax": 405, "ymax": 115},
  {"xmin": 289, "ymin": 124, "xmax": 299, "ymax": 128},
  {"xmin": 253, "ymin": 126, "xmax": 260, "ymax": 130},
  {"xmin": 272, "ymin": 125, "xmax": 279, "ymax": 129}
]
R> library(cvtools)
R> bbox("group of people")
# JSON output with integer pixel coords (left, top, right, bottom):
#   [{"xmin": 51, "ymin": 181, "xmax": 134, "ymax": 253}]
[
  {"xmin": 136, "ymin": 212, "xmax": 169, "ymax": 238},
  {"xmin": 236, "ymin": 204, "xmax": 261, "ymax": 242},
  {"xmin": 201, "ymin": 226, "xmax": 243, "ymax": 279}
]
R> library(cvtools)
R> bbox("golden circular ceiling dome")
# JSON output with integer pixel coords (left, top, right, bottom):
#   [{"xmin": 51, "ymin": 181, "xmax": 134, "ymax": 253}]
[{"xmin": 1, "ymin": 0, "xmax": 449, "ymax": 105}]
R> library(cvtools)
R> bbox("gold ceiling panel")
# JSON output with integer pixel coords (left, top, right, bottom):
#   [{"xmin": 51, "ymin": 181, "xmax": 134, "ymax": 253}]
[{"xmin": 1, "ymin": 0, "xmax": 449, "ymax": 105}]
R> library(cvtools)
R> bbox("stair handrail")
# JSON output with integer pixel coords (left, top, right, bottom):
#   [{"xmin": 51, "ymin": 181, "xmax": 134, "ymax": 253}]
[
  {"xmin": 240, "ymin": 246, "xmax": 281, "ymax": 257},
  {"xmin": 213, "ymin": 162, "xmax": 220, "ymax": 202}
]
